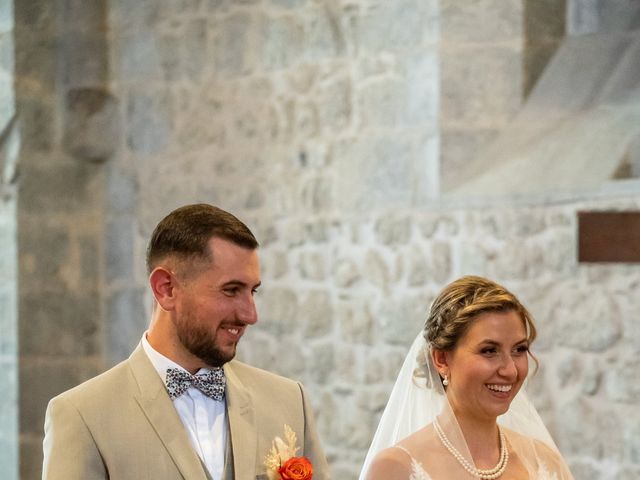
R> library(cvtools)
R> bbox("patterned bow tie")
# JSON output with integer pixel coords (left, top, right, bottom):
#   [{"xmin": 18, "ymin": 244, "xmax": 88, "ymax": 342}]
[{"xmin": 165, "ymin": 367, "xmax": 226, "ymax": 401}]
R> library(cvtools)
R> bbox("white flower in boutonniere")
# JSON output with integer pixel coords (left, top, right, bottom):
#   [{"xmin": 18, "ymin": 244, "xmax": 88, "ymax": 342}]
[{"xmin": 264, "ymin": 425, "xmax": 313, "ymax": 480}]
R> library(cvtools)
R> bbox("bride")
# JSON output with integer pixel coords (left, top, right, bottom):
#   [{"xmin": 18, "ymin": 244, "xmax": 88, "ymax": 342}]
[{"xmin": 360, "ymin": 276, "xmax": 574, "ymax": 480}]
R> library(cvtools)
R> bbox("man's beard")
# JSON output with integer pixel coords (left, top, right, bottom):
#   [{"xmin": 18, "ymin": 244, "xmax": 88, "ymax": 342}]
[{"xmin": 175, "ymin": 315, "xmax": 237, "ymax": 368}]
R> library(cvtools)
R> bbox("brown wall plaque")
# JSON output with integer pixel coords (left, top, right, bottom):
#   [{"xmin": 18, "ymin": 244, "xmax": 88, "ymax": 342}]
[{"xmin": 578, "ymin": 211, "xmax": 640, "ymax": 263}]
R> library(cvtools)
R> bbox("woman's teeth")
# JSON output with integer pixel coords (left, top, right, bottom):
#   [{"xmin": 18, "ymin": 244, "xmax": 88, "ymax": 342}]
[{"xmin": 486, "ymin": 384, "xmax": 512, "ymax": 392}]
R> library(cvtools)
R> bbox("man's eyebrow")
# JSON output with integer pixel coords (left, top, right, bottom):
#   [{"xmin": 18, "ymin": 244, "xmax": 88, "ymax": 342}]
[{"xmin": 221, "ymin": 280, "xmax": 262, "ymax": 288}]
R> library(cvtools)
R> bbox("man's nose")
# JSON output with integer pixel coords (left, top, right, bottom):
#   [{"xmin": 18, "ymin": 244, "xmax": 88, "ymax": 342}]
[{"xmin": 237, "ymin": 294, "xmax": 258, "ymax": 325}]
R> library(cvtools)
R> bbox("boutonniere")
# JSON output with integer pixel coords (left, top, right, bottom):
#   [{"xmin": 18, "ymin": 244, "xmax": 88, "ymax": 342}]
[{"xmin": 264, "ymin": 425, "xmax": 313, "ymax": 480}]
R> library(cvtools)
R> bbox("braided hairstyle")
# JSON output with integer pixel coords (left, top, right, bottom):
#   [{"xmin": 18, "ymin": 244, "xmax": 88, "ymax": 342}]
[{"xmin": 425, "ymin": 275, "xmax": 537, "ymax": 356}]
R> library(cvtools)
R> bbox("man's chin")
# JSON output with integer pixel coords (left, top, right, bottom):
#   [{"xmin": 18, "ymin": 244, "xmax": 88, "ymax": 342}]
[{"xmin": 198, "ymin": 346, "xmax": 236, "ymax": 368}]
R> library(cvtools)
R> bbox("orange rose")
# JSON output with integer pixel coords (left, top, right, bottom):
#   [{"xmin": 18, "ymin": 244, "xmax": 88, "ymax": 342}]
[{"xmin": 278, "ymin": 456, "xmax": 313, "ymax": 480}]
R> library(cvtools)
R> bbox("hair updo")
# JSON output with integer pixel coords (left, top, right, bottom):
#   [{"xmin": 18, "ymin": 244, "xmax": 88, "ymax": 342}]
[{"xmin": 424, "ymin": 275, "xmax": 537, "ymax": 351}]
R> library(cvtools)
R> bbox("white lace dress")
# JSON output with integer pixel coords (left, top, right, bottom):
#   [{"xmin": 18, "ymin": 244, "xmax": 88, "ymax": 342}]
[{"xmin": 395, "ymin": 446, "xmax": 562, "ymax": 480}]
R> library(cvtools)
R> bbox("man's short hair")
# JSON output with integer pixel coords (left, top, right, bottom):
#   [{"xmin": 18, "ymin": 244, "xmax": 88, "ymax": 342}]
[{"xmin": 146, "ymin": 204, "xmax": 259, "ymax": 274}]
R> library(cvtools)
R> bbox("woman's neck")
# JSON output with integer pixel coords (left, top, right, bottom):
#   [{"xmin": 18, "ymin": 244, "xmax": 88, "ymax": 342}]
[{"xmin": 453, "ymin": 411, "xmax": 502, "ymax": 469}]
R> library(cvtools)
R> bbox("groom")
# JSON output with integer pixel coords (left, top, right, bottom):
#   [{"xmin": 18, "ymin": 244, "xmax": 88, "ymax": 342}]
[{"xmin": 43, "ymin": 204, "xmax": 330, "ymax": 479}]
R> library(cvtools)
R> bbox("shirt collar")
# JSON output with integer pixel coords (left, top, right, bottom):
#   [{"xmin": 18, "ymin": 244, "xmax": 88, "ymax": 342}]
[{"xmin": 141, "ymin": 332, "xmax": 209, "ymax": 384}]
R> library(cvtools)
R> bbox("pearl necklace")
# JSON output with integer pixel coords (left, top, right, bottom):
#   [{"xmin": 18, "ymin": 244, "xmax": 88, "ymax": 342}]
[{"xmin": 434, "ymin": 419, "xmax": 509, "ymax": 480}]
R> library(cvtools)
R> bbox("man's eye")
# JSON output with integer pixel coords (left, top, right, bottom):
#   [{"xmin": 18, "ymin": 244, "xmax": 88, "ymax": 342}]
[{"xmin": 224, "ymin": 288, "xmax": 239, "ymax": 296}]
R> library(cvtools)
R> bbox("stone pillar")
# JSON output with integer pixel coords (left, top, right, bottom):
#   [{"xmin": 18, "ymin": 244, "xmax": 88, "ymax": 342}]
[{"xmin": 15, "ymin": 1, "xmax": 114, "ymax": 477}]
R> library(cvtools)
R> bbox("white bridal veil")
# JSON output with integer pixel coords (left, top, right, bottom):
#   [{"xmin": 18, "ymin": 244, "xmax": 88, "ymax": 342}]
[{"xmin": 359, "ymin": 333, "xmax": 574, "ymax": 480}]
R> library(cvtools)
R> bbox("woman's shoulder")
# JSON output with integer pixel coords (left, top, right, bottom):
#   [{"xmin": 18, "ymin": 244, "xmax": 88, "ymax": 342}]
[
  {"xmin": 502, "ymin": 427, "xmax": 574, "ymax": 479},
  {"xmin": 365, "ymin": 446, "xmax": 415, "ymax": 480}
]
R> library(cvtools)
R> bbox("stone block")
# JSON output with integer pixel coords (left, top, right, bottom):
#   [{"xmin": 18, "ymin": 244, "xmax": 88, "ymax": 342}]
[
  {"xmin": 337, "ymin": 302, "xmax": 374, "ymax": 344},
  {"xmin": 19, "ymin": 291, "xmax": 101, "ymax": 357},
  {"xmin": 19, "ymin": 436, "xmax": 41, "ymax": 480},
  {"xmin": 18, "ymin": 219, "xmax": 71, "ymax": 290},
  {"xmin": 376, "ymin": 295, "xmax": 424, "ymax": 346},
  {"xmin": 105, "ymin": 216, "xmax": 135, "ymax": 282},
  {"xmin": 440, "ymin": 46, "xmax": 523, "ymax": 129},
  {"xmin": 333, "ymin": 258, "xmax": 361, "ymax": 288},
  {"xmin": 215, "ymin": 13, "xmax": 254, "ymax": 76},
  {"xmin": 307, "ymin": 342, "xmax": 334, "ymax": 384},
  {"xmin": 107, "ymin": 167, "xmax": 138, "ymax": 214},
  {"xmin": 318, "ymin": 74, "xmax": 351, "ymax": 132},
  {"xmin": 62, "ymin": 0, "xmax": 105, "ymax": 29},
  {"xmin": 14, "ymin": 0, "xmax": 57, "ymax": 31},
  {"xmin": 269, "ymin": 0, "xmax": 307, "ymax": 8},
  {"xmin": 605, "ymin": 356, "xmax": 640, "ymax": 404},
  {"xmin": 258, "ymin": 287, "xmax": 298, "ymax": 335},
  {"xmin": 114, "ymin": 30, "xmax": 161, "ymax": 80},
  {"xmin": 440, "ymin": 0, "xmax": 523, "ymax": 43},
  {"xmin": 374, "ymin": 214, "xmax": 411, "ymax": 245},
  {"xmin": 204, "ymin": 0, "xmax": 230, "ymax": 12},
  {"xmin": 553, "ymin": 292, "xmax": 622, "ymax": 352},
  {"xmin": 184, "ymin": 18, "xmax": 209, "ymax": 81},
  {"xmin": 62, "ymin": 32, "xmax": 108, "ymax": 88},
  {"xmin": 403, "ymin": 51, "xmax": 439, "ymax": 126},
  {"xmin": 106, "ymin": 288, "xmax": 147, "ymax": 364},
  {"xmin": 19, "ymin": 359, "xmax": 102, "ymax": 434},
  {"xmin": 301, "ymin": 176, "xmax": 332, "ymax": 212},
  {"xmin": 297, "ymin": 251, "xmax": 327, "ymax": 281},
  {"xmin": 301, "ymin": 290, "xmax": 333, "ymax": 337},
  {"xmin": 12, "ymin": 98, "xmax": 54, "ymax": 153},
  {"xmin": 157, "ymin": 31, "xmax": 183, "ymax": 82},
  {"xmin": 18, "ymin": 162, "xmax": 102, "ymax": 215},
  {"xmin": 304, "ymin": 6, "xmax": 343, "ymax": 61},
  {"xmin": 357, "ymin": 0, "xmax": 435, "ymax": 52},
  {"xmin": 333, "ymin": 137, "xmax": 416, "ymax": 211},
  {"xmin": 358, "ymin": 78, "xmax": 405, "ymax": 128},
  {"xmin": 64, "ymin": 87, "xmax": 120, "ymax": 162},
  {"xmin": 108, "ymin": 0, "xmax": 158, "ymax": 32},
  {"xmin": 363, "ymin": 249, "xmax": 390, "ymax": 290},
  {"xmin": 126, "ymin": 90, "xmax": 173, "ymax": 155},
  {"xmin": 259, "ymin": 14, "xmax": 304, "ymax": 70}
]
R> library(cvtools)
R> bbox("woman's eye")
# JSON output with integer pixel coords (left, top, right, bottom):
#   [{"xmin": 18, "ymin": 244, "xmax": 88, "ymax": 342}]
[
  {"xmin": 515, "ymin": 345, "xmax": 529, "ymax": 354},
  {"xmin": 481, "ymin": 348, "xmax": 497, "ymax": 355}
]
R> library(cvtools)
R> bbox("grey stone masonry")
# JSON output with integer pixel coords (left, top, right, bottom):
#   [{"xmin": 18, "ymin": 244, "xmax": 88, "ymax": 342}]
[{"xmin": 12, "ymin": 1, "xmax": 640, "ymax": 480}]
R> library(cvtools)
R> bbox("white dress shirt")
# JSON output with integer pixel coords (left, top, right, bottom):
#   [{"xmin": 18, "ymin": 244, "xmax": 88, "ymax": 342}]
[{"xmin": 142, "ymin": 334, "xmax": 227, "ymax": 480}]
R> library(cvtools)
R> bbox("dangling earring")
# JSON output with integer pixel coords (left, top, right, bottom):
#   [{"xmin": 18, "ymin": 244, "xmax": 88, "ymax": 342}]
[{"xmin": 442, "ymin": 374, "xmax": 449, "ymax": 387}]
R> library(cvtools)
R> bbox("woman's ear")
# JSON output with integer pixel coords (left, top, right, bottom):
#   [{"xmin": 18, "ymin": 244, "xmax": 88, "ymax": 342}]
[
  {"xmin": 431, "ymin": 348, "xmax": 449, "ymax": 377},
  {"xmin": 149, "ymin": 266, "xmax": 178, "ymax": 311}
]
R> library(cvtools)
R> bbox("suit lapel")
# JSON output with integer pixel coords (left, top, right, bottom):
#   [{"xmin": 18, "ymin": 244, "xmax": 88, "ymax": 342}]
[
  {"xmin": 128, "ymin": 345, "xmax": 209, "ymax": 480},
  {"xmin": 225, "ymin": 361, "xmax": 257, "ymax": 479}
]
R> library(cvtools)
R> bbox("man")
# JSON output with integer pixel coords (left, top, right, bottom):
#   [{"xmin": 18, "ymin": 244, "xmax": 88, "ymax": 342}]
[{"xmin": 43, "ymin": 204, "xmax": 330, "ymax": 479}]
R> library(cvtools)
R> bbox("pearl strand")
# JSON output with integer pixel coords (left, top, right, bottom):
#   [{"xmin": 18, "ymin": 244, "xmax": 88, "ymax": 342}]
[{"xmin": 434, "ymin": 419, "xmax": 509, "ymax": 480}]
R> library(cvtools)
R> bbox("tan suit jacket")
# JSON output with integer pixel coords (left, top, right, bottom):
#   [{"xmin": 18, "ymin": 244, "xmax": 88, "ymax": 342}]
[{"xmin": 43, "ymin": 345, "xmax": 330, "ymax": 479}]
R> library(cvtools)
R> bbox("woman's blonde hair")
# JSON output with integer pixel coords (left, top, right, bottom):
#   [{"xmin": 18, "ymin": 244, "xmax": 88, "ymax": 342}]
[{"xmin": 424, "ymin": 275, "xmax": 537, "ymax": 352}]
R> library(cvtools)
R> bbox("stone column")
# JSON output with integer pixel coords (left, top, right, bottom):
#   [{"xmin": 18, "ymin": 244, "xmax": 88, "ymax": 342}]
[{"xmin": 15, "ymin": 1, "xmax": 114, "ymax": 477}]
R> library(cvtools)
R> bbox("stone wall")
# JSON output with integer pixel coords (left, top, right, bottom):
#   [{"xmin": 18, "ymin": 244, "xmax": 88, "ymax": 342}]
[
  {"xmin": 13, "ymin": 1, "xmax": 640, "ymax": 479},
  {"xmin": 15, "ymin": 1, "xmax": 109, "ymax": 476}
]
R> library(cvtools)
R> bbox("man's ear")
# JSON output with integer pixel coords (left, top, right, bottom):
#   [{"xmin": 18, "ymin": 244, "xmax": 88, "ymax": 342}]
[
  {"xmin": 149, "ymin": 266, "xmax": 178, "ymax": 311},
  {"xmin": 431, "ymin": 348, "xmax": 450, "ymax": 377}
]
